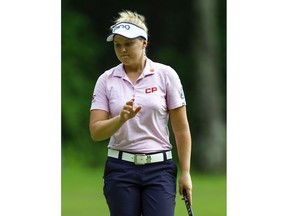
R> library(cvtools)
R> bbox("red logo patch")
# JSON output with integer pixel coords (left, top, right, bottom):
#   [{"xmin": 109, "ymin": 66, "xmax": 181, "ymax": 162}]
[{"xmin": 145, "ymin": 87, "xmax": 157, "ymax": 94}]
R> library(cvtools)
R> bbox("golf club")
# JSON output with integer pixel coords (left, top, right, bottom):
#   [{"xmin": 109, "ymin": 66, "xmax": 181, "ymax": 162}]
[{"xmin": 183, "ymin": 189, "xmax": 194, "ymax": 216}]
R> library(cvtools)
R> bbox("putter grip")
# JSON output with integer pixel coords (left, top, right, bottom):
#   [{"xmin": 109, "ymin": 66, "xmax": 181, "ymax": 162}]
[{"xmin": 183, "ymin": 189, "xmax": 194, "ymax": 216}]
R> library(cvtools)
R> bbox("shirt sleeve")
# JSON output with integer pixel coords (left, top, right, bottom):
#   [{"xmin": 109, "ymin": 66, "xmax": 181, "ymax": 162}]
[
  {"xmin": 165, "ymin": 67, "xmax": 187, "ymax": 110},
  {"xmin": 90, "ymin": 73, "xmax": 109, "ymax": 112}
]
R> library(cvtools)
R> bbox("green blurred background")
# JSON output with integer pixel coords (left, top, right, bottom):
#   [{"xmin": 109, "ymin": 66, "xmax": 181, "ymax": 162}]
[{"xmin": 62, "ymin": 0, "xmax": 226, "ymax": 215}]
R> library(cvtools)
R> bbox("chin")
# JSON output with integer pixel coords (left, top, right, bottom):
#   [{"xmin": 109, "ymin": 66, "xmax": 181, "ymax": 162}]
[{"xmin": 121, "ymin": 59, "xmax": 132, "ymax": 65}]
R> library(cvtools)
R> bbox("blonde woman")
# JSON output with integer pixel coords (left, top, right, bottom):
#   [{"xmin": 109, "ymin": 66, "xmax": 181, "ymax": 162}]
[{"xmin": 90, "ymin": 10, "xmax": 192, "ymax": 216}]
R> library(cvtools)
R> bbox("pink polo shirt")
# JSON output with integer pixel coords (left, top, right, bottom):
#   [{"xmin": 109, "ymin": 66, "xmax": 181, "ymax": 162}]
[{"xmin": 90, "ymin": 58, "xmax": 186, "ymax": 153}]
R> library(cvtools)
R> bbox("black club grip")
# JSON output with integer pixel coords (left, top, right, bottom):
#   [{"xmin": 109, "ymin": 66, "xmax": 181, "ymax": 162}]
[{"xmin": 183, "ymin": 189, "xmax": 194, "ymax": 216}]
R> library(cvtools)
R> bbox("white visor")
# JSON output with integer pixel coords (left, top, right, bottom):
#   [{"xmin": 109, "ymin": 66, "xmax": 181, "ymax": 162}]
[{"xmin": 106, "ymin": 22, "xmax": 148, "ymax": 42}]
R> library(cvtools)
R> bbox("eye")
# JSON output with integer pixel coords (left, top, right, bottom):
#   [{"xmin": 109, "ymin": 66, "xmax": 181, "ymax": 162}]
[{"xmin": 114, "ymin": 43, "xmax": 121, "ymax": 48}]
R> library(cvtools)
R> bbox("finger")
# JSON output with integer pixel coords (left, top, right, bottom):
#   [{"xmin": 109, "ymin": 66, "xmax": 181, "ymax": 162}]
[
  {"xmin": 181, "ymin": 187, "xmax": 192, "ymax": 205},
  {"xmin": 179, "ymin": 186, "xmax": 183, "ymax": 195},
  {"xmin": 122, "ymin": 109, "xmax": 130, "ymax": 114},
  {"xmin": 187, "ymin": 189, "xmax": 192, "ymax": 206},
  {"xmin": 134, "ymin": 106, "xmax": 142, "ymax": 114},
  {"xmin": 126, "ymin": 98, "xmax": 135, "ymax": 105},
  {"xmin": 123, "ymin": 104, "xmax": 133, "ymax": 111},
  {"xmin": 125, "ymin": 102, "xmax": 133, "ymax": 108}
]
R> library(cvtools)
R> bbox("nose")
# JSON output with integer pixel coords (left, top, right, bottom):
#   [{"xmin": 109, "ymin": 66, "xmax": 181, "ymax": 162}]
[{"xmin": 120, "ymin": 46, "xmax": 126, "ymax": 53}]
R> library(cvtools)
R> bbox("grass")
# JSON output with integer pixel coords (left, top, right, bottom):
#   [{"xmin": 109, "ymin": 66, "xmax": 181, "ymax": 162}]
[{"xmin": 62, "ymin": 165, "xmax": 226, "ymax": 216}]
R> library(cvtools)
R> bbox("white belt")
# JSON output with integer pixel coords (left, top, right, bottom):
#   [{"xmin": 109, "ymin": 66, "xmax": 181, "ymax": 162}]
[{"xmin": 108, "ymin": 149, "xmax": 172, "ymax": 165}]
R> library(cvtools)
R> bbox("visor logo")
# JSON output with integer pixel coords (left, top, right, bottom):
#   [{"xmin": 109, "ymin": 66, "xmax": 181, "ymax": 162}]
[{"xmin": 113, "ymin": 24, "xmax": 130, "ymax": 32}]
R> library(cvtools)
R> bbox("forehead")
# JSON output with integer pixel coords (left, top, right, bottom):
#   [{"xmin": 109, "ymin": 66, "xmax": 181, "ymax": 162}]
[{"xmin": 113, "ymin": 35, "xmax": 139, "ymax": 43}]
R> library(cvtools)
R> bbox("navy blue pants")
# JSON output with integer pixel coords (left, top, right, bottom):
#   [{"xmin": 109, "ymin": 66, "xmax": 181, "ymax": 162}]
[{"xmin": 103, "ymin": 157, "xmax": 177, "ymax": 216}]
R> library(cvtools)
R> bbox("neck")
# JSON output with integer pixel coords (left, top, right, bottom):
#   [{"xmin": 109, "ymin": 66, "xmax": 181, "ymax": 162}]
[
  {"xmin": 124, "ymin": 57, "xmax": 147, "ymax": 74},
  {"xmin": 123, "ymin": 57, "xmax": 147, "ymax": 84}
]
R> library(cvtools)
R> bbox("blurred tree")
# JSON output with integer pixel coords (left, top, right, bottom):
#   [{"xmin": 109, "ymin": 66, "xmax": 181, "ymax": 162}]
[
  {"xmin": 189, "ymin": 0, "xmax": 226, "ymax": 172},
  {"xmin": 61, "ymin": 7, "xmax": 108, "ymax": 166}
]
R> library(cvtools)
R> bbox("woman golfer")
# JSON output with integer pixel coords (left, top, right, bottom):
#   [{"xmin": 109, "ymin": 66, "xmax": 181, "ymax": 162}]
[{"xmin": 90, "ymin": 10, "xmax": 192, "ymax": 216}]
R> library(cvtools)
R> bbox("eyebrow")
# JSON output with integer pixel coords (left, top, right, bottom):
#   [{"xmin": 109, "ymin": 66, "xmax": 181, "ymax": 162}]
[{"xmin": 114, "ymin": 37, "xmax": 137, "ymax": 43}]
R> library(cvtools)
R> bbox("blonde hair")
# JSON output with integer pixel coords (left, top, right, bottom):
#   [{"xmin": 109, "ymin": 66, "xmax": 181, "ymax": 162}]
[{"xmin": 111, "ymin": 10, "xmax": 148, "ymax": 36}]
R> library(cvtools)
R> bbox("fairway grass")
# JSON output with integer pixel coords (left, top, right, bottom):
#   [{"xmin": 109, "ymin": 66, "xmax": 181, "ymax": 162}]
[{"xmin": 62, "ymin": 165, "xmax": 226, "ymax": 216}]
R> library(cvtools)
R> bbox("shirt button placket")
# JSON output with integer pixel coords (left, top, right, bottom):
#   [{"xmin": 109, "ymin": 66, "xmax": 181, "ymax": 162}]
[{"xmin": 132, "ymin": 86, "xmax": 136, "ymax": 98}]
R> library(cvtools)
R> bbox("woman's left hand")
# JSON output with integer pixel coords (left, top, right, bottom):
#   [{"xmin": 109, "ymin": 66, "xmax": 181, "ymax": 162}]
[{"xmin": 179, "ymin": 172, "xmax": 192, "ymax": 205}]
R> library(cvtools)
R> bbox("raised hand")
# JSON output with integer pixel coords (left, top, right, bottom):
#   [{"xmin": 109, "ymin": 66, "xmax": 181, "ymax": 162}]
[{"xmin": 119, "ymin": 99, "xmax": 142, "ymax": 123}]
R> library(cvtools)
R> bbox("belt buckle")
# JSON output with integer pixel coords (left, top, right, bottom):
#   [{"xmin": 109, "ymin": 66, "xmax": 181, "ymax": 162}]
[{"xmin": 134, "ymin": 154, "xmax": 151, "ymax": 165}]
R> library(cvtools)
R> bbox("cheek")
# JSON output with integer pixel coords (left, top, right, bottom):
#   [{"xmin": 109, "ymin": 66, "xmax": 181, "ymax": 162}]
[
  {"xmin": 114, "ymin": 49, "xmax": 121, "ymax": 58},
  {"xmin": 114, "ymin": 47, "xmax": 119, "ymax": 53}
]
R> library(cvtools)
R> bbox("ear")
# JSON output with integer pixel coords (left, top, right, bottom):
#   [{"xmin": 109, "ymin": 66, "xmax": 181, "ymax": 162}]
[{"xmin": 143, "ymin": 40, "xmax": 148, "ymax": 49}]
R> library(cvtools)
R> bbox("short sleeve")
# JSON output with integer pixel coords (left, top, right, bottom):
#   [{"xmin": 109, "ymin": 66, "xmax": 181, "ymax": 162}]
[
  {"xmin": 90, "ymin": 73, "xmax": 109, "ymax": 112},
  {"xmin": 166, "ymin": 67, "xmax": 186, "ymax": 110}
]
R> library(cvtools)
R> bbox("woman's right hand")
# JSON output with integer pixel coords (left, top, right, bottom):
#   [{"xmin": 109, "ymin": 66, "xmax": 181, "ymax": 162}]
[{"xmin": 119, "ymin": 99, "xmax": 142, "ymax": 123}]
